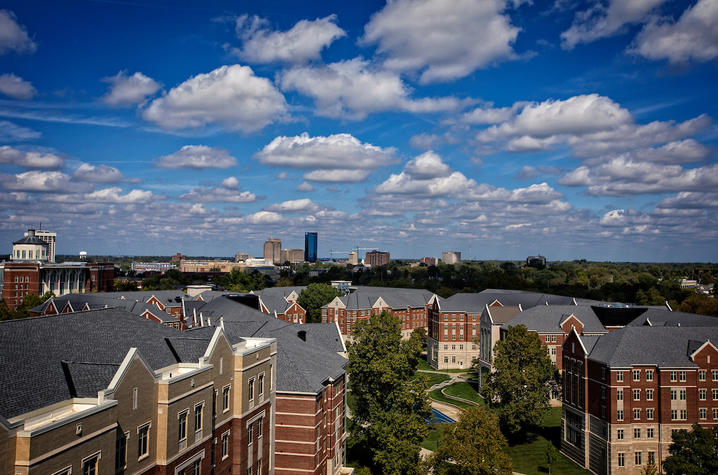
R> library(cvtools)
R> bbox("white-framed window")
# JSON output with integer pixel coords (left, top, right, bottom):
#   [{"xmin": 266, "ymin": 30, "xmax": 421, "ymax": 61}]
[
  {"xmin": 633, "ymin": 369, "xmax": 640, "ymax": 381},
  {"xmin": 222, "ymin": 385, "xmax": 230, "ymax": 412},
  {"xmin": 679, "ymin": 371, "xmax": 687, "ymax": 382},
  {"xmin": 248, "ymin": 423, "xmax": 253, "ymax": 445},
  {"xmin": 617, "ymin": 410, "xmax": 623, "ymax": 421},
  {"xmin": 670, "ymin": 370, "xmax": 677, "ymax": 382},
  {"xmin": 617, "ymin": 429, "xmax": 624, "ymax": 440},
  {"xmin": 634, "ymin": 428, "xmax": 641, "ymax": 439},
  {"xmin": 712, "ymin": 388, "xmax": 718, "ymax": 400},
  {"xmin": 258, "ymin": 373, "xmax": 264, "ymax": 400},
  {"xmin": 681, "ymin": 409, "xmax": 688, "ymax": 420},
  {"xmin": 633, "ymin": 389, "xmax": 640, "ymax": 401},
  {"xmin": 257, "ymin": 417, "xmax": 263, "ymax": 438},
  {"xmin": 133, "ymin": 387, "xmax": 138, "ymax": 410},
  {"xmin": 82, "ymin": 451, "xmax": 101, "ymax": 475},
  {"xmin": 700, "ymin": 408, "xmax": 707, "ymax": 419},
  {"xmin": 248, "ymin": 378, "xmax": 255, "ymax": 406},
  {"xmin": 646, "ymin": 369, "xmax": 654, "ymax": 381},
  {"xmin": 617, "ymin": 389, "xmax": 623, "ymax": 401},
  {"xmin": 699, "ymin": 369, "xmax": 706, "ymax": 381},
  {"xmin": 116, "ymin": 431, "xmax": 129, "ymax": 471},
  {"xmin": 222, "ymin": 430, "xmax": 230, "ymax": 460},
  {"xmin": 700, "ymin": 388, "xmax": 707, "ymax": 400},
  {"xmin": 646, "ymin": 389, "xmax": 654, "ymax": 400},
  {"xmin": 52, "ymin": 467, "xmax": 73, "ymax": 475},
  {"xmin": 633, "ymin": 408, "xmax": 641, "ymax": 420},
  {"xmin": 647, "ymin": 428, "xmax": 654, "ymax": 438},
  {"xmin": 671, "ymin": 409, "xmax": 678, "ymax": 420},
  {"xmin": 616, "ymin": 371, "xmax": 623, "ymax": 382},
  {"xmin": 138, "ymin": 422, "xmax": 151, "ymax": 459},
  {"xmin": 618, "ymin": 453, "xmax": 625, "ymax": 467},
  {"xmin": 713, "ymin": 408, "xmax": 718, "ymax": 419},
  {"xmin": 635, "ymin": 452, "xmax": 642, "ymax": 466},
  {"xmin": 194, "ymin": 402, "xmax": 203, "ymax": 437},
  {"xmin": 178, "ymin": 410, "xmax": 188, "ymax": 449}
]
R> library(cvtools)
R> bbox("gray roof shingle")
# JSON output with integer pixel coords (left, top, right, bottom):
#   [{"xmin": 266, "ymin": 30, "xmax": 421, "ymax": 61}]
[{"xmin": 502, "ymin": 305, "xmax": 607, "ymax": 334}]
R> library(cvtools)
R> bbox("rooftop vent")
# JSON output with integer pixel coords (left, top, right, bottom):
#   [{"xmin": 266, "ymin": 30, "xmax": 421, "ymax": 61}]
[{"xmin": 297, "ymin": 330, "xmax": 307, "ymax": 342}]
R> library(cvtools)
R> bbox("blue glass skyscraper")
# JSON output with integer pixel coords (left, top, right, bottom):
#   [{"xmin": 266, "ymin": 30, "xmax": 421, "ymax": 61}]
[{"xmin": 304, "ymin": 232, "xmax": 317, "ymax": 263}]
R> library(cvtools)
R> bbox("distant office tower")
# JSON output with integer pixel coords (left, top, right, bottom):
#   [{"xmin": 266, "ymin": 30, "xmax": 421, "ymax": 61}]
[
  {"xmin": 442, "ymin": 251, "xmax": 461, "ymax": 264},
  {"xmin": 421, "ymin": 257, "xmax": 438, "ymax": 266},
  {"xmin": 264, "ymin": 238, "xmax": 282, "ymax": 264},
  {"xmin": 365, "ymin": 250, "xmax": 390, "ymax": 267},
  {"xmin": 305, "ymin": 232, "xmax": 318, "ymax": 263},
  {"xmin": 26, "ymin": 229, "xmax": 56, "ymax": 262},
  {"xmin": 348, "ymin": 251, "xmax": 358, "ymax": 265},
  {"xmin": 281, "ymin": 248, "xmax": 304, "ymax": 264}
]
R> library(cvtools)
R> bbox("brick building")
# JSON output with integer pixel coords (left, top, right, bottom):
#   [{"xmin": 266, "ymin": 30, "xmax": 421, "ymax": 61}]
[
  {"xmin": 561, "ymin": 315, "xmax": 718, "ymax": 474},
  {"xmin": 364, "ymin": 250, "xmax": 390, "ymax": 267},
  {"xmin": 253, "ymin": 286, "xmax": 308, "ymax": 324},
  {"xmin": 0, "ymin": 229, "xmax": 114, "ymax": 310},
  {"xmin": 322, "ymin": 286, "xmax": 434, "ymax": 339},
  {"xmin": 2, "ymin": 293, "xmax": 350, "ymax": 475}
]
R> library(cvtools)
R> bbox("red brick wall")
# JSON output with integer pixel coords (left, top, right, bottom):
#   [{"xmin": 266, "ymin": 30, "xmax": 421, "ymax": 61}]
[
  {"xmin": 2, "ymin": 263, "xmax": 41, "ymax": 310},
  {"xmin": 232, "ymin": 404, "xmax": 271, "ymax": 475}
]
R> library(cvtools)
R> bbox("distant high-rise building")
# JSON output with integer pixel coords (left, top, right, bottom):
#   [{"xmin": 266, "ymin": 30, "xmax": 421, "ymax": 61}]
[
  {"xmin": 442, "ymin": 251, "xmax": 461, "ymax": 264},
  {"xmin": 304, "ymin": 232, "xmax": 318, "ymax": 263},
  {"xmin": 365, "ymin": 250, "xmax": 390, "ymax": 267},
  {"xmin": 348, "ymin": 251, "xmax": 358, "ymax": 265},
  {"xmin": 235, "ymin": 252, "xmax": 253, "ymax": 262},
  {"xmin": 280, "ymin": 248, "xmax": 304, "ymax": 264},
  {"xmin": 25, "ymin": 229, "xmax": 56, "ymax": 262},
  {"xmin": 421, "ymin": 257, "xmax": 438, "ymax": 266},
  {"xmin": 263, "ymin": 238, "xmax": 281, "ymax": 264}
]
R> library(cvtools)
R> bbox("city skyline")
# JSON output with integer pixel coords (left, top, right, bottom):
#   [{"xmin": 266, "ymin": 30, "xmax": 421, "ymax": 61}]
[{"xmin": 0, "ymin": 1, "xmax": 717, "ymax": 261}]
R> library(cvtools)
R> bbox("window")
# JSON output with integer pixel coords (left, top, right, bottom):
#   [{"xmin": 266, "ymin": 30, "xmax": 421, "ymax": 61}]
[
  {"xmin": 52, "ymin": 467, "xmax": 72, "ymax": 475},
  {"xmin": 617, "ymin": 389, "xmax": 623, "ymax": 401},
  {"xmin": 646, "ymin": 389, "xmax": 654, "ymax": 400},
  {"xmin": 680, "ymin": 409, "xmax": 687, "ymax": 420},
  {"xmin": 700, "ymin": 388, "xmax": 707, "ymax": 400},
  {"xmin": 617, "ymin": 410, "xmax": 624, "ymax": 421},
  {"xmin": 82, "ymin": 453, "xmax": 100, "ymax": 475},
  {"xmin": 257, "ymin": 417, "xmax": 263, "ymax": 438},
  {"xmin": 618, "ymin": 453, "xmax": 625, "ymax": 467},
  {"xmin": 617, "ymin": 429, "xmax": 624, "ymax": 440},
  {"xmin": 646, "ymin": 369, "xmax": 654, "ymax": 381},
  {"xmin": 671, "ymin": 409, "xmax": 678, "ymax": 420},
  {"xmin": 699, "ymin": 369, "xmax": 706, "ymax": 381},
  {"xmin": 219, "ymin": 357, "xmax": 223, "ymax": 375},
  {"xmin": 648, "ymin": 452, "xmax": 655, "ymax": 465},
  {"xmin": 680, "ymin": 389, "xmax": 687, "ymax": 400},
  {"xmin": 670, "ymin": 370, "xmax": 677, "ymax": 382},
  {"xmin": 700, "ymin": 408, "xmax": 707, "ymax": 419},
  {"xmin": 647, "ymin": 428, "xmax": 654, "ymax": 438},
  {"xmin": 551, "ymin": 347, "xmax": 557, "ymax": 355},
  {"xmin": 443, "ymin": 344, "xmax": 448, "ymax": 350},
  {"xmin": 712, "ymin": 369, "xmax": 718, "ymax": 381},
  {"xmin": 443, "ymin": 356, "xmax": 448, "ymax": 363},
  {"xmin": 133, "ymin": 387, "xmax": 138, "ymax": 410},
  {"xmin": 633, "ymin": 408, "xmax": 641, "ymax": 420},
  {"xmin": 634, "ymin": 428, "xmax": 641, "ymax": 439},
  {"xmin": 194, "ymin": 403, "xmax": 203, "ymax": 435},
  {"xmin": 601, "ymin": 367, "xmax": 606, "ymax": 380},
  {"xmin": 712, "ymin": 389, "xmax": 718, "ymax": 400},
  {"xmin": 635, "ymin": 452, "xmax": 642, "ymax": 466},
  {"xmin": 647, "ymin": 408, "xmax": 654, "ymax": 420},
  {"xmin": 616, "ymin": 371, "xmax": 623, "ymax": 382},
  {"xmin": 223, "ymin": 385, "xmax": 230, "ymax": 412},
  {"xmin": 679, "ymin": 370, "xmax": 687, "ymax": 382},
  {"xmin": 633, "ymin": 369, "xmax": 640, "ymax": 381},
  {"xmin": 115, "ymin": 432, "xmax": 128, "ymax": 471},
  {"xmin": 671, "ymin": 389, "xmax": 677, "ymax": 400},
  {"xmin": 713, "ymin": 408, "xmax": 718, "ymax": 419},
  {"xmin": 257, "ymin": 459, "xmax": 262, "ymax": 474},
  {"xmin": 138, "ymin": 423, "xmax": 150, "ymax": 459},
  {"xmin": 633, "ymin": 389, "xmax": 640, "ymax": 401},
  {"xmin": 178, "ymin": 410, "xmax": 188, "ymax": 444},
  {"xmin": 221, "ymin": 430, "xmax": 230, "ymax": 459},
  {"xmin": 248, "ymin": 423, "xmax": 253, "ymax": 445}
]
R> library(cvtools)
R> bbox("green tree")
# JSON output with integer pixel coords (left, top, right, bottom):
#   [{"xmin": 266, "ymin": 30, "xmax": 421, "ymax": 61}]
[
  {"xmin": 347, "ymin": 311, "xmax": 430, "ymax": 474},
  {"xmin": 297, "ymin": 283, "xmax": 342, "ymax": 323},
  {"xmin": 545, "ymin": 442, "xmax": 559, "ymax": 475},
  {"xmin": 663, "ymin": 423, "xmax": 718, "ymax": 474},
  {"xmin": 640, "ymin": 462, "xmax": 658, "ymax": 475},
  {"xmin": 428, "ymin": 405, "xmax": 512, "ymax": 475},
  {"xmin": 483, "ymin": 324, "xmax": 557, "ymax": 439}
]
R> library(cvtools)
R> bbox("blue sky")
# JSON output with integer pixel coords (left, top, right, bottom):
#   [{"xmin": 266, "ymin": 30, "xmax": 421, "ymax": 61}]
[{"xmin": 0, "ymin": 0, "xmax": 717, "ymax": 261}]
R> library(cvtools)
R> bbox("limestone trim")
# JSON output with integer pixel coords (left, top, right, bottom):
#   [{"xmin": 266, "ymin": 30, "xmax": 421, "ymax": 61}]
[{"xmin": 15, "ymin": 422, "xmax": 117, "ymax": 467}]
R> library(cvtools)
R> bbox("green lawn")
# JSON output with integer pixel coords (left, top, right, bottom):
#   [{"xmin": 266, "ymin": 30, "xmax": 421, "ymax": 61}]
[
  {"xmin": 421, "ymin": 424, "xmax": 444, "ymax": 451},
  {"xmin": 504, "ymin": 407, "xmax": 592, "ymax": 475},
  {"xmin": 442, "ymin": 381, "xmax": 485, "ymax": 405},
  {"xmin": 417, "ymin": 359, "xmax": 434, "ymax": 371},
  {"xmin": 416, "ymin": 372, "xmax": 451, "ymax": 387},
  {"xmin": 429, "ymin": 388, "xmax": 474, "ymax": 408}
]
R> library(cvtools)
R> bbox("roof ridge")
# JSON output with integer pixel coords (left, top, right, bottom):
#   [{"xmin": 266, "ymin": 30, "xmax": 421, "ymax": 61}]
[{"xmin": 0, "ymin": 305, "xmax": 121, "ymax": 324}]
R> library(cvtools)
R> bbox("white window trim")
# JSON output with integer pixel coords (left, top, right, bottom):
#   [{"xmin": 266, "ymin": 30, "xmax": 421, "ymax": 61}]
[
  {"xmin": 194, "ymin": 401, "xmax": 205, "ymax": 439},
  {"xmin": 222, "ymin": 384, "xmax": 231, "ymax": 413},
  {"xmin": 81, "ymin": 450, "xmax": 101, "ymax": 474},
  {"xmin": 137, "ymin": 421, "xmax": 152, "ymax": 461},
  {"xmin": 178, "ymin": 409, "xmax": 189, "ymax": 450},
  {"xmin": 116, "ymin": 430, "xmax": 130, "ymax": 471},
  {"xmin": 174, "ymin": 449, "xmax": 205, "ymax": 475},
  {"xmin": 52, "ymin": 466, "xmax": 73, "ymax": 475},
  {"xmin": 221, "ymin": 430, "xmax": 231, "ymax": 460}
]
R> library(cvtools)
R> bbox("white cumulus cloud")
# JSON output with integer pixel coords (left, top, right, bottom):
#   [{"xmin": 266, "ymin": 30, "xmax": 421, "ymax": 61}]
[
  {"xmin": 85, "ymin": 187, "xmax": 159, "ymax": 203},
  {"xmin": 233, "ymin": 14, "xmax": 345, "ymax": 64},
  {"xmin": 73, "ymin": 163, "xmax": 127, "ymax": 183},
  {"xmin": 280, "ymin": 58, "xmax": 471, "ymax": 120},
  {"xmin": 154, "ymin": 145, "xmax": 238, "ymax": 169},
  {"xmin": 0, "ymin": 146, "xmax": 62, "ymax": 169},
  {"xmin": 361, "ymin": 0, "xmax": 520, "ymax": 83},
  {"xmin": 0, "ymin": 120, "xmax": 41, "ymax": 141},
  {"xmin": 0, "ymin": 73, "xmax": 36, "ymax": 99},
  {"xmin": 0, "ymin": 170, "xmax": 75, "ymax": 192},
  {"xmin": 561, "ymin": 0, "xmax": 665, "ymax": 50},
  {"xmin": 179, "ymin": 177, "xmax": 257, "ymax": 203},
  {"xmin": 143, "ymin": 65, "xmax": 288, "ymax": 132},
  {"xmin": 630, "ymin": 0, "xmax": 718, "ymax": 64},
  {"xmin": 0, "ymin": 10, "xmax": 36, "ymax": 55},
  {"xmin": 102, "ymin": 71, "xmax": 161, "ymax": 106}
]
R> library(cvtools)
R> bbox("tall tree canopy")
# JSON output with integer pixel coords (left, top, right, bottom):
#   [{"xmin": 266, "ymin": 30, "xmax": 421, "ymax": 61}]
[
  {"xmin": 428, "ymin": 405, "xmax": 512, "ymax": 475},
  {"xmin": 483, "ymin": 324, "xmax": 558, "ymax": 439},
  {"xmin": 297, "ymin": 283, "xmax": 342, "ymax": 323},
  {"xmin": 663, "ymin": 423, "xmax": 718, "ymax": 475},
  {"xmin": 347, "ymin": 311, "xmax": 430, "ymax": 474}
]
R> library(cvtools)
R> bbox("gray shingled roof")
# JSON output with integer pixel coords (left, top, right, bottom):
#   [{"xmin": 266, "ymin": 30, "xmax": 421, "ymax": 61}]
[
  {"xmin": 329, "ymin": 286, "xmax": 435, "ymax": 311},
  {"xmin": 588, "ymin": 326, "xmax": 718, "ymax": 368},
  {"xmin": 0, "ymin": 309, "xmax": 183, "ymax": 420},
  {"xmin": 252, "ymin": 286, "xmax": 306, "ymax": 314},
  {"xmin": 502, "ymin": 305, "xmax": 607, "ymax": 334},
  {"xmin": 627, "ymin": 309, "xmax": 718, "ymax": 328},
  {"xmin": 485, "ymin": 305, "xmax": 522, "ymax": 324},
  {"xmin": 188, "ymin": 297, "xmax": 346, "ymax": 394},
  {"xmin": 438, "ymin": 289, "xmax": 594, "ymax": 312}
]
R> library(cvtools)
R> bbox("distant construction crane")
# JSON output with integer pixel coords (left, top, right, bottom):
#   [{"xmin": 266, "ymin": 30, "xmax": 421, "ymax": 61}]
[{"xmin": 328, "ymin": 246, "xmax": 375, "ymax": 258}]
